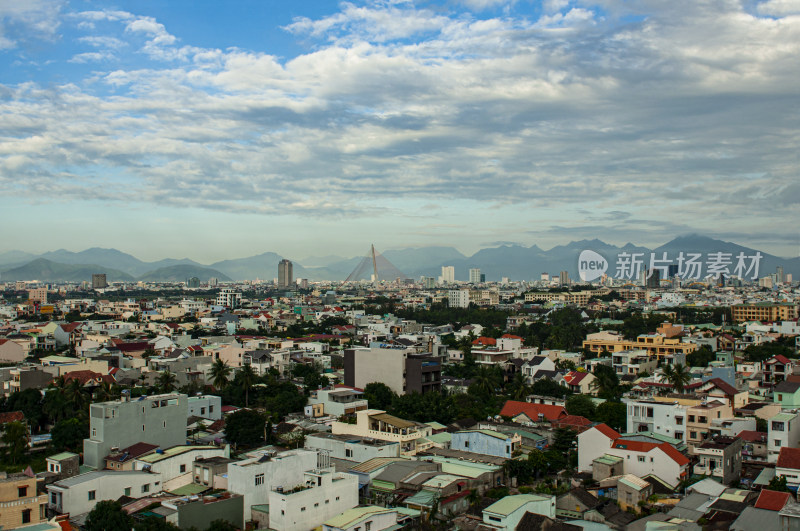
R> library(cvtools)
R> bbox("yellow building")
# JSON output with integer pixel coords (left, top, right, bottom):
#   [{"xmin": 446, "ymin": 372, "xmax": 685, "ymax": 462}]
[
  {"xmin": 686, "ymin": 401, "xmax": 733, "ymax": 454},
  {"xmin": 583, "ymin": 332, "xmax": 697, "ymax": 358},
  {"xmin": 732, "ymin": 302, "xmax": 798, "ymax": 323},
  {"xmin": 0, "ymin": 473, "xmax": 47, "ymax": 528}
]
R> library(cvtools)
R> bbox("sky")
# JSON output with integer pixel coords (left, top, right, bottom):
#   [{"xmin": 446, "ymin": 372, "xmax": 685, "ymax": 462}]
[{"xmin": 0, "ymin": 0, "xmax": 798, "ymax": 263}]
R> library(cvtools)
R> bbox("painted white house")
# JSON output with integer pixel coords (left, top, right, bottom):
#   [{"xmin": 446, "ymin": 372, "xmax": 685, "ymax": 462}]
[
  {"xmin": 268, "ymin": 468, "xmax": 359, "ymax": 531},
  {"xmin": 47, "ymin": 470, "xmax": 161, "ymax": 516},
  {"xmin": 624, "ymin": 398, "xmax": 689, "ymax": 443},
  {"xmin": 482, "ymin": 494, "xmax": 556, "ymax": 529}
]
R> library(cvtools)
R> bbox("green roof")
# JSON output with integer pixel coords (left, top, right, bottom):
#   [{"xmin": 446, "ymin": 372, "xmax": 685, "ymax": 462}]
[
  {"xmin": 484, "ymin": 494, "xmax": 553, "ymax": 516},
  {"xmin": 459, "ymin": 429, "xmax": 510, "ymax": 440},
  {"xmin": 594, "ymin": 455, "xmax": 623, "ymax": 465},
  {"xmin": 426, "ymin": 422, "xmax": 446, "ymax": 430},
  {"xmin": 48, "ymin": 452, "xmax": 78, "ymax": 461},
  {"xmin": 426, "ymin": 432, "xmax": 452, "ymax": 444},
  {"xmin": 251, "ymin": 504, "xmax": 270, "ymax": 514},
  {"xmin": 772, "ymin": 412, "xmax": 797, "ymax": 422},
  {"xmin": 405, "ymin": 489, "xmax": 438, "ymax": 507},
  {"xmin": 168, "ymin": 483, "xmax": 208, "ymax": 496},
  {"xmin": 325, "ymin": 506, "xmax": 394, "ymax": 528}
]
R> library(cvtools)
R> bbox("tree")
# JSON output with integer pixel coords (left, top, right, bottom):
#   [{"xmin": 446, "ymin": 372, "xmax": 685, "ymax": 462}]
[
  {"xmin": 1, "ymin": 421, "xmax": 28, "ymax": 465},
  {"xmin": 206, "ymin": 520, "xmax": 239, "ymax": 531},
  {"xmin": 156, "ymin": 370, "xmax": 177, "ymax": 393},
  {"xmin": 506, "ymin": 373, "xmax": 529, "ymax": 401},
  {"xmin": 662, "ymin": 363, "xmax": 691, "ymax": 393},
  {"xmin": 239, "ymin": 364, "xmax": 257, "ymax": 408},
  {"xmin": 595, "ymin": 401, "xmax": 627, "ymax": 430},
  {"xmin": 768, "ymin": 475, "xmax": 790, "ymax": 492},
  {"xmin": 565, "ymin": 394, "xmax": 597, "ymax": 419},
  {"xmin": 209, "ymin": 359, "xmax": 232, "ymax": 390},
  {"xmin": 363, "ymin": 382, "xmax": 396, "ymax": 410},
  {"xmin": 84, "ymin": 500, "xmax": 132, "ymax": 531},
  {"xmin": 469, "ymin": 365, "xmax": 500, "ymax": 399},
  {"xmin": 134, "ymin": 516, "xmax": 180, "ymax": 531},
  {"xmin": 590, "ymin": 365, "xmax": 620, "ymax": 400},
  {"xmin": 51, "ymin": 418, "xmax": 89, "ymax": 453},
  {"xmin": 686, "ymin": 345, "xmax": 715, "ymax": 367},
  {"xmin": 224, "ymin": 409, "xmax": 266, "ymax": 447},
  {"xmin": 531, "ymin": 378, "xmax": 570, "ymax": 399}
]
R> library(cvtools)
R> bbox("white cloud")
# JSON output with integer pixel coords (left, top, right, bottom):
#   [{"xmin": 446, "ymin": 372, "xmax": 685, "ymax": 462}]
[
  {"xmin": 0, "ymin": 0, "xmax": 63, "ymax": 49},
  {"xmin": 757, "ymin": 0, "xmax": 800, "ymax": 16}
]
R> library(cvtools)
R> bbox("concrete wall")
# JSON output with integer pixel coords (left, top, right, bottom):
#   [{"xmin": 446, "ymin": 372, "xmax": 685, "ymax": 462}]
[
  {"xmin": 83, "ymin": 394, "xmax": 189, "ymax": 469},
  {"xmin": 48, "ymin": 471, "xmax": 160, "ymax": 516},
  {"xmin": 269, "ymin": 471, "xmax": 359, "ymax": 531},
  {"xmin": 451, "ymin": 431, "xmax": 512, "ymax": 459}
]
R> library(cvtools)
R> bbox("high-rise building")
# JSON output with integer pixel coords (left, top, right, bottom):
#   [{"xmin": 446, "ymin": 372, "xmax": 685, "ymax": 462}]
[
  {"xmin": 448, "ymin": 289, "xmax": 470, "ymax": 308},
  {"xmin": 28, "ymin": 288, "xmax": 47, "ymax": 304},
  {"xmin": 646, "ymin": 269, "xmax": 661, "ymax": 289},
  {"xmin": 541, "ymin": 273, "xmax": 550, "ymax": 281},
  {"xmin": 469, "ymin": 268, "xmax": 481, "ymax": 283},
  {"xmin": 278, "ymin": 259, "xmax": 293, "ymax": 289},
  {"xmin": 186, "ymin": 277, "xmax": 200, "ymax": 288},
  {"xmin": 91, "ymin": 274, "xmax": 108, "ymax": 289},
  {"xmin": 668, "ymin": 264, "xmax": 679, "ymax": 278},
  {"xmin": 215, "ymin": 288, "xmax": 242, "ymax": 308},
  {"xmin": 423, "ymin": 277, "xmax": 436, "ymax": 289},
  {"xmin": 777, "ymin": 266, "xmax": 785, "ymax": 284},
  {"xmin": 559, "ymin": 271, "xmax": 570, "ymax": 286},
  {"xmin": 441, "ymin": 266, "xmax": 455, "ymax": 284}
]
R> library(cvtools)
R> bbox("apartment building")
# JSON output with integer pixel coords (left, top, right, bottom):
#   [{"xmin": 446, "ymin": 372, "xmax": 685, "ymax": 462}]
[
  {"xmin": 306, "ymin": 388, "xmax": 369, "ymax": 418},
  {"xmin": 268, "ymin": 467, "xmax": 359, "ymax": 531},
  {"xmin": 583, "ymin": 331, "xmax": 697, "ymax": 358},
  {"xmin": 83, "ymin": 393, "xmax": 189, "ymax": 469},
  {"xmin": 48, "ymin": 470, "xmax": 160, "ymax": 516},
  {"xmin": 0, "ymin": 473, "xmax": 47, "ymax": 528},
  {"xmin": 732, "ymin": 302, "xmax": 798, "ymax": 323},
  {"xmin": 331, "ymin": 409, "xmax": 432, "ymax": 456},
  {"xmin": 624, "ymin": 399, "xmax": 689, "ymax": 443},
  {"xmin": 693, "ymin": 436, "xmax": 743, "ymax": 485},
  {"xmin": 687, "ymin": 401, "xmax": 734, "ymax": 454},
  {"xmin": 344, "ymin": 347, "xmax": 441, "ymax": 395},
  {"xmin": 768, "ymin": 411, "xmax": 800, "ymax": 463},
  {"xmin": 612, "ymin": 350, "xmax": 657, "ymax": 376}
]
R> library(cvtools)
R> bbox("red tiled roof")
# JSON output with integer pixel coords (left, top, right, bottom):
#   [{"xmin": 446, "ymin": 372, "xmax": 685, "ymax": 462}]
[
  {"xmin": 737, "ymin": 430, "xmax": 767, "ymax": 443},
  {"xmin": 499, "ymin": 400, "xmax": 567, "ymax": 421},
  {"xmin": 593, "ymin": 423, "xmax": 621, "ymax": 440},
  {"xmin": 60, "ymin": 322, "xmax": 82, "ymax": 333},
  {"xmin": 0, "ymin": 411, "xmax": 25, "ymax": 424},
  {"xmin": 564, "ymin": 371, "xmax": 590, "ymax": 385},
  {"xmin": 768, "ymin": 355, "xmax": 792, "ymax": 365},
  {"xmin": 63, "ymin": 370, "xmax": 115, "ymax": 385},
  {"xmin": 553, "ymin": 415, "xmax": 592, "ymax": 427},
  {"xmin": 501, "ymin": 334, "xmax": 523, "ymax": 340},
  {"xmin": 611, "ymin": 439, "xmax": 689, "ymax": 467},
  {"xmin": 657, "ymin": 442, "xmax": 690, "ymax": 467},
  {"xmin": 472, "ymin": 337, "xmax": 497, "ymax": 346},
  {"xmin": 704, "ymin": 377, "xmax": 739, "ymax": 396},
  {"xmin": 116, "ymin": 341, "xmax": 151, "ymax": 352},
  {"xmin": 755, "ymin": 489, "xmax": 791, "ymax": 511},
  {"xmin": 777, "ymin": 447, "xmax": 800, "ymax": 470}
]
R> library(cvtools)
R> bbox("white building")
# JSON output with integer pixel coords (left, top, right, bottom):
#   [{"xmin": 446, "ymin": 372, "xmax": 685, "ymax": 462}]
[
  {"xmin": 134, "ymin": 446, "xmax": 228, "ymax": 491},
  {"xmin": 469, "ymin": 268, "xmax": 482, "ymax": 283},
  {"xmin": 187, "ymin": 395, "xmax": 222, "ymax": 421},
  {"xmin": 268, "ymin": 468, "xmax": 359, "ymax": 531},
  {"xmin": 305, "ymin": 433, "xmax": 400, "ymax": 462},
  {"xmin": 768, "ymin": 411, "xmax": 800, "ymax": 463},
  {"xmin": 448, "ymin": 289, "xmax": 470, "ymax": 308},
  {"xmin": 83, "ymin": 393, "xmax": 189, "ymax": 470},
  {"xmin": 441, "ymin": 266, "xmax": 455, "ymax": 284},
  {"xmin": 624, "ymin": 399, "xmax": 689, "ymax": 443},
  {"xmin": 227, "ymin": 449, "xmax": 318, "ymax": 520},
  {"xmin": 215, "ymin": 289, "xmax": 242, "ymax": 309},
  {"xmin": 482, "ymin": 494, "xmax": 556, "ymax": 529},
  {"xmin": 48, "ymin": 470, "xmax": 160, "ymax": 516},
  {"xmin": 306, "ymin": 388, "xmax": 369, "ymax": 418}
]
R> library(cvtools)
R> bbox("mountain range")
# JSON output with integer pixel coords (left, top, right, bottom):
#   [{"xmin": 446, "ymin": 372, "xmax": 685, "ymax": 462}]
[{"xmin": 0, "ymin": 235, "xmax": 796, "ymax": 283}]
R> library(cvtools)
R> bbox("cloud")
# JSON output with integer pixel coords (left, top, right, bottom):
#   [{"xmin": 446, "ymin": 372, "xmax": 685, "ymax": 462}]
[
  {"xmin": 0, "ymin": 0, "xmax": 798, "ymax": 255},
  {"xmin": 0, "ymin": 0, "xmax": 63, "ymax": 49}
]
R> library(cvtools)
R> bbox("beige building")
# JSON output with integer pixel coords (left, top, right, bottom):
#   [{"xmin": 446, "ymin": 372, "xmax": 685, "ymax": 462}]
[
  {"xmin": 732, "ymin": 303, "xmax": 798, "ymax": 323},
  {"xmin": 0, "ymin": 473, "xmax": 47, "ymax": 528},
  {"xmin": 583, "ymin": 332, "xmax": 697, "ymax": 358},
  {"xmin": 331, "ymin": 409, "xmax": 432, "ymax": 455},
  {"xmin": 686, "ymin": 401, "xmax": 734, "ymax": 454}
]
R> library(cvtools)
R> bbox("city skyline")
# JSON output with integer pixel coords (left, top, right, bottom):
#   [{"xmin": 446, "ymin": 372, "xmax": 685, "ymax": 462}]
[{"xmin": 1, "ymin": 0, "xmax": 798, "ymax": 262}]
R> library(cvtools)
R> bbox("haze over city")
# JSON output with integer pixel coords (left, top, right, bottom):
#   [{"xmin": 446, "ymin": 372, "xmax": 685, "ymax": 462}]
[{"xmin": 1, "ymin": 0, "xmax": 798, "ymax": 262}]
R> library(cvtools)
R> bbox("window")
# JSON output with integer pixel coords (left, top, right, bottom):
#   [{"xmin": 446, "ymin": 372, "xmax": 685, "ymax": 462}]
[
  {"xmin": 488, "ymin": 516, "xmax": 502, "ymax": 522},
  {"xmin": 773, "ymin": 422, "xmax": 785, "ymax": 431},
  {"xmin": 209, "ymin": 405, "xmax": 214, "ymax": 413},
  {"xmin": 201, "ymin": 407, "xmax": 206, "ymax": 415},
  {"xmin": 142, "ymin": 484, "xmax": 150, "ymax": 493},
  {"xmin": 314, "ymin": 502, "xmax": 319, "ymax": 507},
  {"xmin": 92, "ymin": 428, "xmax": 97, "ymax": 437},
  {"xmin": 301, "ymin": 507, "xmax": 306, "ymax": 512},
  {"xmin": 124, "ymin": 487, "xmax": 131, "ymax": 496},
  {"xmin": 255, "ymin": 473, "xmax": 264, "ymax": 486},
  {"xmin": 336, "ymin": 496, "xmax": 340, "ymax": 501},
  {"xmin": 22, "ymin": 509, "xmax": 31, "ymax": 524},
  {"xmin": 51, "ymin": 493, "xmax": 57, "ymax": 504},
  {"xmin": 638, "ymin": 456, "xmax": 646, "ymax": 463},
  {"xmin": 163, "ymin": 421, "xmax": 167, "ymax": 428},
  {"xmin": 325, "ymin": 500, "xmax": 330, "ymax": 504},
  {"xmin": 646, "ymin": 407, "xmax": 654, "ymax": 418},
  {"xmin": 366, "ymin": 522, "xmax": 372, "ymax": 531},
  {"xmin": 464, "ymin": 441, "xmax": 469, "ymax": 448},
  {"xmin": 180, "ymin": 464, "xmax": 186, "ymax": 473},
  {"xmin": 88, "ymin": 490, "xmax": 96, "ymax": 501},
  {"xmin": 18, "ymin": 486, "xmax": 27, "ymax": 497},
  {"xmin": 345, "ymin": 449, "xmax": 353, "ymax": 458},
  {"xmin": 775, "ymin": 440, "xmax": 782, "ymax": 447},
  {"xmin": 675, "ymin": 417, "xmax": 684, "ymax": 425},
  {"xmin": 688, "ymin": 415, "xmax": 695, "ymax": 423},
  {"xmin": 143, "ymin": 425, "xmax": 146, "ymax": 432}
]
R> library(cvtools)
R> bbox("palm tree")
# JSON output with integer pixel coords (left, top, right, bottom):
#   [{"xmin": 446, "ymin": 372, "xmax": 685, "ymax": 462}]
[
  {"xmin": 1, "ymin": 421, "xmax": 28, "ymax": 465},
  {"xmin": 157, "ymin": 370, "xmax": 177, "ymax": 393},
  {"xmin": 43, "ymin": 377, "xmax": 70, "ymax": 423},
  {"xmin": 507, "ymin": 372, "xmax": 529, "ymax": 400},
  {"xmin": 470, "ymin": 365, "xmax": 496, "ymax": 398},
  {"xmin": 239, "ymin": 364, "xmax": 257, "ymax": 408},
  {"xmin": 66, "ymin": 378, "xmax": 89, "ymax": 413},
  {"xmin": 209, "ymin": 359, "xmax": 232, "ymax": 390},
  {"xmin": 662, "ymin": 363, "xmax": 692, "ymax": 393}
]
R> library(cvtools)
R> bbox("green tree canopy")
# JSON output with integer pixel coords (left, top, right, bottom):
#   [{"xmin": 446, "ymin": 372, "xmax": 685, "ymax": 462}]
[
  {"xmin": 51, "ymin": 418, "xmax": 89, "ymax": 453},
  {"xmin": 565, "ymin": 394, "xmax": 597, "ymax": 419},
  {"xmin": 363, "ymin": 382, "xmax": 397, "ymax": 410},
  {"xmin": 224, "ymin": 409, "xmax": 266, "ymax": 447},
  {"xmin": 85, "ymin": 500, "xmax": 132, "ymax": 531}
]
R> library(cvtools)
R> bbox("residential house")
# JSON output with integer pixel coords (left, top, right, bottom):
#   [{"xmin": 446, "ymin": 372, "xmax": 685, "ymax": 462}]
[
  {"xmin": 450, "ymin": 430, "xmax": 522, "ymax": 459},
  {"xmin": 45, "ymin": 452, "xmax": 80, "ymax": 481},
  {"xmin": 104, "ymin": 442, "xmax": 159, "ymax": 471},
  {"xmin": 0, "ymin": 339, "xmax": 25, "ymax": 363},
  {"xmin": 307, "ymin": 388, "xmax": 369, "ymax": 418},
  {"xmin": 267, "ymin": 468, "xmax": 359, "ymax": 531},
  {"xmin": 187, "ymin": 394, "xmax": 222, "ymax": 421},
  {"xmin": 739, "ymin": 430, "xmax": 769, "ymax": 462},
  {"xmin": 305, "ymin": 433, "xmax": 400, "ymax": 462},
  {"xmin": 616, "ymin": 474, "xmax": 654, "ymax": 513},
  {"xmin": 498, "ymin": 401, "xmax": 567, "ymax": 424},
  {"xmin": 563, "ymin": 371, "xmax": 596, "ymax": 395},
  {"xmin": 775, "ymin": 447, "xmax": 800, "ymax": 491},
  {"xmin": 192, "ymin": 456, "xmax": 234, "ymax": 490},
  {"xmin": 331, "ymin": 409, "xmax": 432, "ymax": 456},
  {"xmin": 482, "ymin": 494, "xmax": 556, "ymax": 529},
  {"xmin": 133, "ymin": 445, "xmax": 228, "ymax": 492},
  {"xmin": 555, "ymin": 488, "xmax": 599, "ymax": 520},
  {"xmin": 323, "ymin": 506, "xmax": 417, "ymax": 531},
  {"xmin": 763, "ymin": 355, "xmax": 794, "ymax": 387},
  {"xmin": 693, "ymin": 436, "xmax": 743, "ymax": 484},
  {"xmin": 226, "ymin": 448, "xmax": 318, "ymax": 521},
  {"xmin": 160, "ymin": 492, "xmax": 244, "ymax": 530},
  {"xmin": 48, "ymin": 470, "xmax": 161, "ymax": 516},
  {"xmin": 686, "ymin": 400, "xmax": 733, "ymax": 454},
  {"xmin": 774, "ymin": 381, "xmax": 800, "ymax": 409},
  {"xmin": 0, "ymin": 472, "xmax": 47, "ymax": 528},
  {"xmin": 624, "ymin": 398, "xmax": 689, "ymax": 443},
  {"xmin": 768, "ymin": 411, "xmax": 800, "ymax": 463}
]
